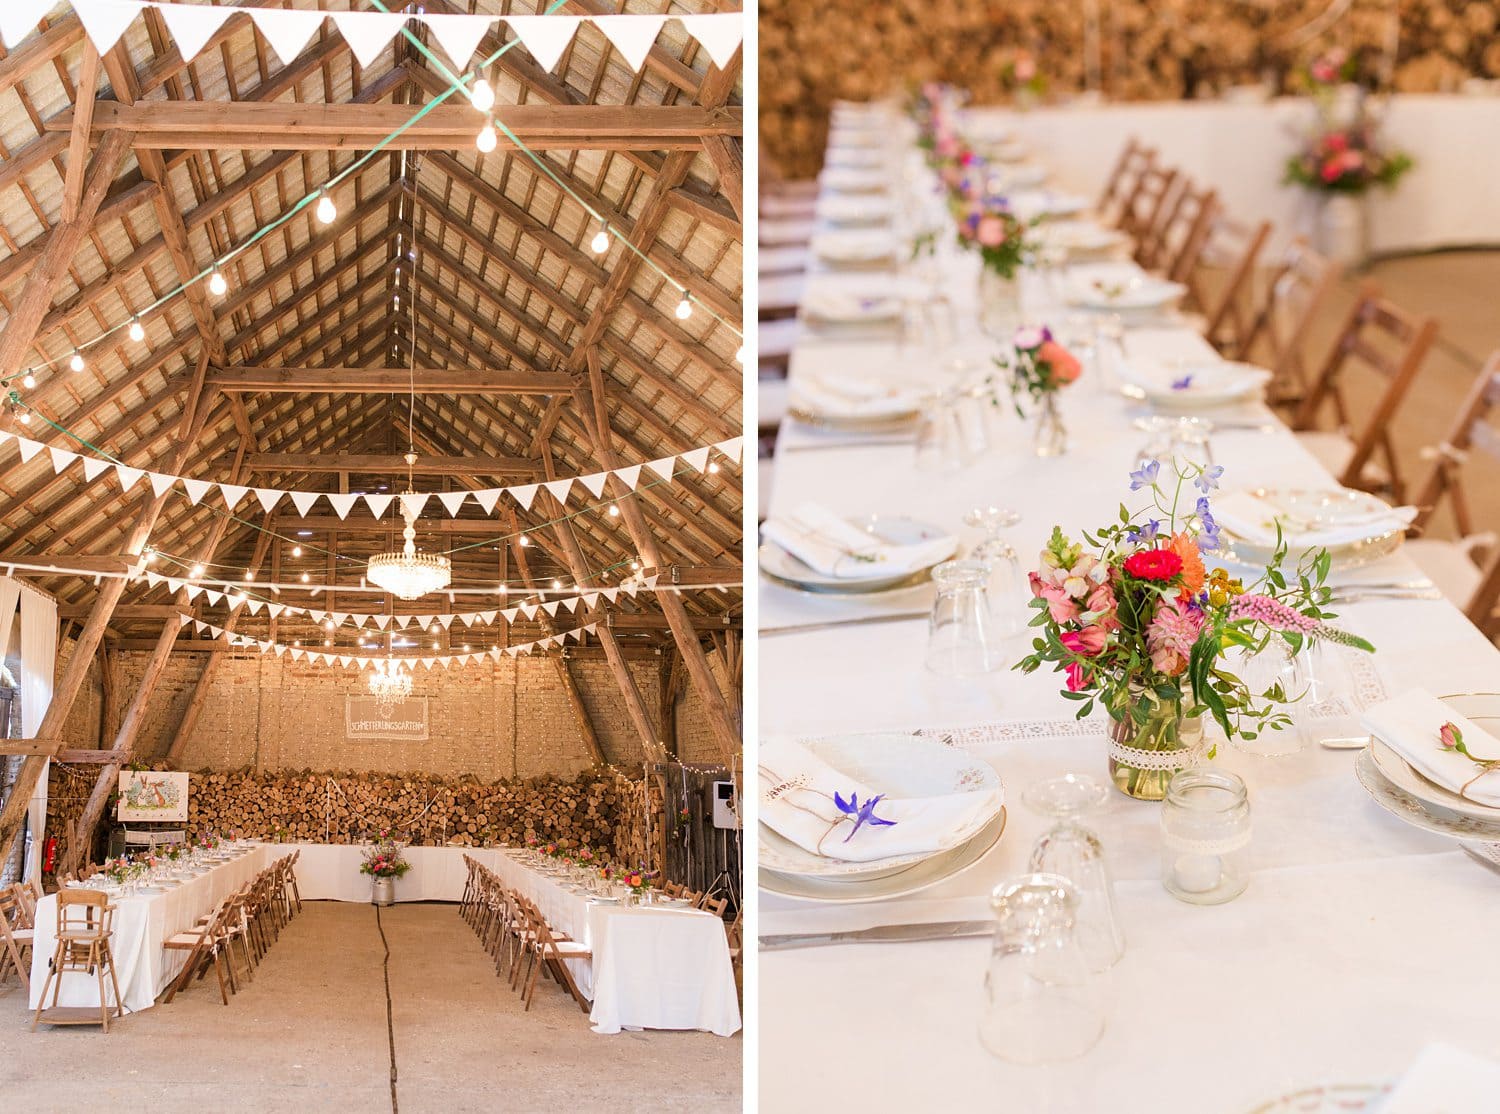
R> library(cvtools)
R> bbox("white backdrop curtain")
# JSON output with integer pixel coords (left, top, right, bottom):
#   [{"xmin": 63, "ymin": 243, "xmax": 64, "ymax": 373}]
[{"xmin": 17, "ymin": 584, "xmax": 56, "ymax": 881}]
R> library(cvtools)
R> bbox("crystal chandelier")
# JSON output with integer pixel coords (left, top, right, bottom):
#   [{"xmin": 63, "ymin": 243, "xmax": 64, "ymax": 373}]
[
  {"xmin": 366, "ymin": 453, "xmax": 452, "ymax": 600},
  {"xmin": 368, "ymin": 657, "xmax": 412, "ymax": 712}
]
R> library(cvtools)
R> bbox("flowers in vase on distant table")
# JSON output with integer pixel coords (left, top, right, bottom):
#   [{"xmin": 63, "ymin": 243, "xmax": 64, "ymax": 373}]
[
  {"xmin": 997, "ymin": 326, "xmax": 1082, "ymax": 414},
  {"xmin": 359, "ymin": 831, "xmax": 411, "ymax": 879},
  {"xmin": 1015, "ymin": 458, "xmax": 1375, "ymax": 796},
  {"xmin": 1004, "ymin": 50, "xmax": 1047, "ymax": 104},
  {"xmin": 1284, "ymin": 121, "xmax": 1412, "ymax": 195}
]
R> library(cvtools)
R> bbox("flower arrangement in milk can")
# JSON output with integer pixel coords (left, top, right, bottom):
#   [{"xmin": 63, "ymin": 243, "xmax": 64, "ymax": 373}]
[
  {"xmin": 359, "ymin": 830, "xmax": 411, "ymax": 878},
  {"xmin": 1015, "ymin": 460, "xmax": 1374, "ymax": 799}
]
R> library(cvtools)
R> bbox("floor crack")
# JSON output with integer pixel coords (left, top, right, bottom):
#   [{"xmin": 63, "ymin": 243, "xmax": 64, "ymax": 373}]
[{"xmin": 375, "ymin": 905, "xmax": 398, "ymax": 1114}]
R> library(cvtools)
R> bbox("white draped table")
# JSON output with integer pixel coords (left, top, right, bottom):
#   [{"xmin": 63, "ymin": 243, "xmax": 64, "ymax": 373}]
[
  {"xmin": 759, "ymin": 117, "xmax": 1500, "ymax": 1111},
  {"xmin": 28, "ymin": 845, "xmax": 274, "ymax": 1014},
  {"xmin": 490, "ymin": 850, "xmax": 741, "ymax": 1036},
  {"xmin": 284, "ymin": 842, "xmax": 474, "ymax": 902}
]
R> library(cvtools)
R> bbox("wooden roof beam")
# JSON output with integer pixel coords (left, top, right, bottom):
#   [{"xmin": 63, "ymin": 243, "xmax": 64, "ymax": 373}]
[
  {"xmin": 212, "ymin": 366, "xmax": 569, "ymax": 395},
  {"xmin": 244, "ymin": 452, "xmax": 541, "ymax": 477}
]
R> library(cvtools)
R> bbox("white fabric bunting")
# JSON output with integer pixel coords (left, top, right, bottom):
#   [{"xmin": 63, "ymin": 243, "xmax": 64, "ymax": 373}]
[
  {"xmin": 680, "ymin": 12, "xmax": 742, "ymax": 68},
  {"xmin": 289, "ymin": 490, "xmax": 321, "ymax": 517},
  {"xmin": 437, "ymin": 490, "xmax": 468, "ymax": 517},
  {"xmin": 247, "ymin": 7, "xmax": 326, "ymax": 65},
  {"xmin": 115, "ymin": 464, "xmax": 143, "ymax": 492},
  {"xmin": 614, "ymin": 464, "xmax": 641, "ymax": 491},
  {"xmin": 48, "ymin": 447, "xmax": 74, "ymax": 475},
  {"xmin": 681, "ymin": 446, "xmax": 711, "ymax": 473},
  {"xmin": 580, "ymin": 471, "xmax": 609, "ymax": 498},
  {"xmin": 181, "ymin": 477, "xmax": 212, "ymax": 505},
  {"xmin": 219, "ymin": 483, "xmax": 249, "ymax": 511},
  {"xmin": 75, "ymin": 0, "xmax": 144, "ymax": 56},
  {"xmin": 362, "ymin": 492, "xmax": 394, "ymax": 519},
  {"xmin": 17, "ymin": 439, "xmax": 43, "ymax": 464},
  {"xmin": 254, "ymin": 488, "xmax": 283, "ymax": 514},
  {"xmin": 330, "ymin": 10, "xmax": 409, "ymax": 69},
  {"xmin": 0, "ymin": 0, "xmax": 56, "ymax": 49},
  {"xmin": 420, "ymin": 12, "xmax": 492, "ymax": 69},
  {"xmin": 510, "ymin": 484, "xmax": 538, "ymax": 511},
  {"xmin": 82, "ymin": 455, "xmax": 110, "ymax": 482},
  {"xmin": 399, "ymin": 492, "xmax": 430, "ymax": 519},
  {"xmin": 544, "ymin": 478, "xmax": 573, "ymax": 506},
  {"xmin": 157, "ymin": 1, "xmax": 229, "ymax": 62},
  {"xmin": 148, "ymin": 472, "xmax": 175, "ymax": 497},
  {"xmin": 472, "ymin": 488, "xmax": 503, "ymax": 514},
  {"xmin": 590, "ymin": 14, "xmax": 665, "ymax": 72},
  {"xmin": 326, "ymin": 492, "xmax": 361, "ymax": 520},
  {"xmin": 645, "ymin": 456, "xmax": 675, "ymax": 483},
  {"xmin": 715, "ymin": 436, "xmax": 744, "ymax": 463},
  {"xmin": 505, "ymin": 14, "xmax": 581, "ymax": 73}
]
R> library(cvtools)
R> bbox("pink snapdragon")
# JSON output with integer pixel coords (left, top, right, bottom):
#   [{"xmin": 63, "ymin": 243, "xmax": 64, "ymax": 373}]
[
  {"xmin": 1228, "ymin": 594, "xmax": 1319, "ymax": 633},
  {"xmin": 1060, "ymin": 626, "xmax": 1107, "ymax": 657}
]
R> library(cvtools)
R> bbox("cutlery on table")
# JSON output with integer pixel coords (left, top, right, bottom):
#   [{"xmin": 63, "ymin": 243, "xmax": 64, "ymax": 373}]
[
  {"xmin": 1326, "ymin": 588, "xmax": 1442, "ymax": 604},
  {"xmin": 1317, "ymin": 736, "xmax": 1371, "ymax": 750},
  {"xmin": 760, "ymin": 611, "xmax": 929, "ymax": 637},
  {"xmin": 760, "ymin": 919, "xmax": 993, "ymax": 951}
]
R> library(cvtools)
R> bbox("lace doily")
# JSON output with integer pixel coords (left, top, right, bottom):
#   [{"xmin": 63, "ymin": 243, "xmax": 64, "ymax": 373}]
[{"xmin": 1105, "ymin": 736, "xmax": 1208, "ymax": 772}]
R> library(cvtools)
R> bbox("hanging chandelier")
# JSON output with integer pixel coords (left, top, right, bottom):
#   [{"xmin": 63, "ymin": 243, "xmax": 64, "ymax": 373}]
[
  {"xmin": 367, "ymin": 454, "xmax": 452, "ymax": 600},
  {"xmin": 368, "ymin": 657, "xmax": 413, "ymax": 711}
]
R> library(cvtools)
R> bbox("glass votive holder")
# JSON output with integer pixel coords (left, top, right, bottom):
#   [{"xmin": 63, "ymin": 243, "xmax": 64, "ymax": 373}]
[{"xmin": 1159, "ymin": 768, "xmax": 1251, "ymax": 905}]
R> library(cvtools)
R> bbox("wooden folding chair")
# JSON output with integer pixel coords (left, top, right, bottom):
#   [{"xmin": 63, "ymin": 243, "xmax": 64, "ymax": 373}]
[
  {"xmin": 1235, "ymin": 237, "xmax": 1343, "ymax": 409},
  {"xmin": 1117, "ymin": 159, "xmax": 1180, "ymax": 256},
  {"xmin": 1194, "ymin": 214, "xmax": 1273, "ymax": 357},
  {"xmin": 521, "ymin": 905, "xmax": 592, "ymax": 1014},
  {"xmin": 1095, "ymin": 137, "xmax": 1151, "ymax": 228},
  {"xmin": 1141, "ymin": 178, "xmax": 1219, "ymax": 297},
  {"xmin": 0, "ymin": 886, "xmax": 34, "ymax": 990},
  {"xmin": 1291, "ymin": 282, "xmax": 1438, "ymax": 502},
  {"xmin": 1407, "ymin": 354, "xmax": 1500, "ymax": 636},
  {"xmin": 33, "ymin": 889, "xmax": 123, "ymax": 1031},
  {"xmin": 698, "ymin": 894, "xmax": 729, "ymax": 919},
  {"xmin": 164, "ymin": 903, "xmax": 235, "ymax": 1006}
]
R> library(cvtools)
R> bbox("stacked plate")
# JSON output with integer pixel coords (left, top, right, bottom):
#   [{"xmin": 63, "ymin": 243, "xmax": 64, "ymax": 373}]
[
  {"xmin": 1214, "ymin": 488, "xmax": 1412, "ymax": 570},
  {"xmin": 759, "ymin": 733, "xmax": 1007, "ymax": 903},
  {"xmin": 1067, "ymin": 265, "xmax": 1186, "ymax": 320},
  {"xmin": 799, "ymin": 290, "xmax": 904, "ymax": 328},
  {"xmin": 816, "ymin": 195, "xmax": 896, "ymax": 227},
  {"xmin": 1120, "ymin": 359, "xmax": 1270, "ymax": 410},
  {"xmin": 759, "ymin": 513, "xmax": 952, "ymax": 594},
  {"xmin": 1033, "ymin": 220, "xmax": 1129, "ymax": 261},
  {"xmin": 809, "ymin": 229, "xmax": 898, "ymax": 267},
  {"xmin": 1356, "ymin": 694, "xmax": 1500, "ymax": 841}
]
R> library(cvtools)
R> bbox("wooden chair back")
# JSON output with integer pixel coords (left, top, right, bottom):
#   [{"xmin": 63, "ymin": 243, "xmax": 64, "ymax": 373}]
[
  {"xmin": 0, "ymin": 886, "xmax": 33, "ymax": 988},
  {"xmin": 1117, "ymin": 159, "xmax": 1179, "ymax": 252},
  {"xmin": 1142, "ymin": 178, "xmax": 1219, "ymax": 293},
  {"xmin": 1294, "ymin": 281, "xmax": 1438, "ymax": 501},
  {"xmin": 56, "ymin": 888, "xmax": 113, "ymax": 939},
  {"xmin": 1095, "ymin": 137, "xmax": 1150, "ymax": 226},
  {"xmin": 1237, "ymin": 236, "xmax": 1343, "ymax": 408},
  {"xmin": 1196, "ymin": 214, "xmax": 1273, "ymax": 356},
  {"xmin": 698, "ymin": 894, "xmax": 729, "ymax": 919}
]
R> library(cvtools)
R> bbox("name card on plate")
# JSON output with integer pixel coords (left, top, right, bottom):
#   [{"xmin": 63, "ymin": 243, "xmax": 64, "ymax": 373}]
[{"xmin": 345, "ymin": 695, "xmax": 429, "ymax": 741}]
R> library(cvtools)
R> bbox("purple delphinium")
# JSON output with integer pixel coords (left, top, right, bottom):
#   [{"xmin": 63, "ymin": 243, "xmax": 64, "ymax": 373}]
[
  {"xmin": 1126, "ymin": 518, "xmax": 1161, "ymax": 545},
  {"xmin": 1196, "ymin": 496, "xmax": 1223, "ymax": 552},
  {"xmin": 1170, "ymin": 374, "xmax": 1194, "ymax": 391},
  {"xmin": 832, "ymin": 791, "xmax": 898, "ymax": 842},
  {"xmin": 1129, "ymin": 459, "xmax": 1160, "ymax": 492},
  {"xmin": 1194, "ymin": 464, "xmax": 1225, "ymax": 494}
]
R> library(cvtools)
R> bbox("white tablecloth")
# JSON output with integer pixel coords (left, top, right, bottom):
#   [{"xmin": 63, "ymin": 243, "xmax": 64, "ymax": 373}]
[
  {"xmin": 491, "ymin": 850, "xmax": 741, "ymax": 1036},
  {"xmin": 28, "ymin": 846, "xmax": 273, "ymax": 1013},
  {"xmin": 284, "ymin": 842, "xmax": 473, "ymax": 903},
  {"xmin": 760, "ymin": 118, "xmax": 1500, "ymax": 1111},
  {"xmin": 983, "ymin": 95, "xmax": 1500, "ymax": 256}
]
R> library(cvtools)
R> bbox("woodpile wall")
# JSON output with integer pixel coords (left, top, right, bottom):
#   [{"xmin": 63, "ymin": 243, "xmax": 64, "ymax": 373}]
[{"xmin": 761, "ymin": 0, "xmax": 1500, "ymax": 177}]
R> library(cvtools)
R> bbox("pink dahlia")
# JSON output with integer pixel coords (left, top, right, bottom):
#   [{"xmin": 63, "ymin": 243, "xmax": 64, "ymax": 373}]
[{"xmin": 1147, "ymin": 597, "xmax": 1205, "ymax": 677}]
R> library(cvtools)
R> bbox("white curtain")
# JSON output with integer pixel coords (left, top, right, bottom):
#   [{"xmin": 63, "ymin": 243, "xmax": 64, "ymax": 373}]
[
  {"xmin": 0, "ymin": 576, "xmax": 19, "ymax": 664},
  {"xmin": 18, "ymin": 585, "xmax": 56, "ymax": 881}
]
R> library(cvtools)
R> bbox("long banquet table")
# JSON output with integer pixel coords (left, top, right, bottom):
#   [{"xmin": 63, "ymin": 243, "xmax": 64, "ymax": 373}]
[
  {"xmin": 759, "ymin": 108, "xmax": 1500, "ymax": 1111},
  {"xmin": 28, "ymin": 844, "xmax": 275, "ymax": 1013}
]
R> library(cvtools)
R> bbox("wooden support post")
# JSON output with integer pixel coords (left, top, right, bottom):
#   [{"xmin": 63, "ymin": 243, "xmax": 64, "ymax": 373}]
[{"xmin": 701, "ymin": 133, "xmax": 743, "ymax": 221}]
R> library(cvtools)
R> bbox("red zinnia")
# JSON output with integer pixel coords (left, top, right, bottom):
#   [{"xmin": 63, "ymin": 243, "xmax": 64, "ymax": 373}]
[{"xmin": 1124, "ymin": 548, "xmax": 1182, "ymax": 582}]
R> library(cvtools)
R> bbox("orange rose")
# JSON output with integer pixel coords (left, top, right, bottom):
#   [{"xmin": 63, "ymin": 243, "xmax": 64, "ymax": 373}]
[
  {"xmin": 1168, "ymin": 533, "xmax": 1206, "ymax": 595},
  {"xmin": 1039, "ymin": 340, "xmax": 1082, "ymax": 385}
]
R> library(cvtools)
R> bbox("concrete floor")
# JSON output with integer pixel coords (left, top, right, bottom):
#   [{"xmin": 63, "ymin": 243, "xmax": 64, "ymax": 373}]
[{"xmin": 0, "ymin": 901, "xmax": 741, "ymax": 1114}]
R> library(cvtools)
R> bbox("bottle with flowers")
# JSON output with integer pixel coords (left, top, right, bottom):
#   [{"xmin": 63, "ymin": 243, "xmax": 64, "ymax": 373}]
[
  {"xmin": 996, "ymin": 325, "xmax": 1083, "ymax": 456},
  {"xmin": 1016, "ymin": 459, "xmax": 1374, "ymax": 799}
]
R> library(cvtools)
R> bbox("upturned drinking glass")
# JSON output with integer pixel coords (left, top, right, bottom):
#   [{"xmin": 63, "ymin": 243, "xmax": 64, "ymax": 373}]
[
  {"xmin": 925, "ymin": 559, "xmax": 1003, "ymax": 676},
  {"xmin": 1160, "ymin": 768, "xmax": 1252, "ymax": 905},
  {"xmin": 1023, "ymin": 774, "xmax": 1125, "ymax": 972},
  {"xmin": 963, "ymin": 505, "xmax": 1025, "ymax": 637},
  {"xmin": 979, "ymin": 873, "xmax": 1106, "ymax": 1064}
]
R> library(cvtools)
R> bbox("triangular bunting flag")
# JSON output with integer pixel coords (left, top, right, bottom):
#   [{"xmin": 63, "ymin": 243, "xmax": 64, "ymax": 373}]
[
  {"xmin": 181, "ymin": 477, "xmax": 212, "ymax": 505},
  {"xmin": 505, "ymin": 14, "xmax": 581, "ymax": 72},
  {"xmin": 289, "ymin": 489, "xmax": 321, "ymax": 516},
  {"xmin": 249, "ymin": 6, "xmax": 325, "ymax": 66},
  {"xmin": 459, "ymin": 612, "xmax": 477, "ymax": 628},
  {"xmin": 544, "ymin": 478, "xmax": 573, "ymax": 506},
  {"xmin": 614, "ymin": 464, "xmax": 642, "ymax": 491},
  {"xmin": 0, "ymin": 0, "xmax": 55, "ymax": 49},
  {"xmin": 437, "ymin": 490, "xmax": 468, "ymax": 517},
  {"xmin": 509, "ymin": 484, "xmax": 538, "ymax": 511},
  {"xmin": 254, "ymin": 488, "xmax": 283, "ymax": 514},
  {"xmin": 74, "ymin": 0, "xmax": 144, "ymax": 57},
  {"xmin": 645, "ymin": 456, "xmax": 675, "ymax": 483},
  {"xmin": 519, "ymin": 603, "xmax": 536, "ymax": 620},
  {"xmin": 644, "ymin": 573, "xmax": 660, "ymax": 589},
  {"xmin": 166, "ymin": 577, "xmax": 185, "ymax": 594},
  {"xmin": 580, "ymin": 471, "xmax": 609, "ymax": 498},
  {"xmin": 560, "ymin": 597, "xmax": 579, "ymax": 613},
  {"xmin": 194, "ymin": 620, "xmax": 209, "ymax": 634},
  {"xmin": 292, "ymin": 648, "xmax": 305, "ymax": 661},
  {"xmin": 331, "ymin": 613, "xmax": 348, "ymax": 627},
  {"xmin": 330, "ymin": 10, "xmax": 408, "ymax": 69},
  {"xmin": 543, "ymin": 600, "xmax": 560, "ymax": 616},
  {"xmin": 582, "ymin": 593, "xmax": 599, "ymax": 609},
  {"xmin": 339, "ymin": 654, "xmax": 353, "ymax": 667},
  {"xmin": 326, "ymin": 492, "xmax": 361, "ymax": 520},
  {"xmin": 158, "ymin": 0, "xmax": 231, "ymax": 63},
  {"xmin": 680, "ymin": 12, "xmax": 742, "ymax": 68},
  {"xmin": 399, "ymin": 492, "xmax": 430, "ymax": 519},
  {"xmin": 714, "ymin": 436, "xmax": 744, "ymax": 463},
  {"xmin": 363, "ymin": 492, "xmax": 395, "ymax": 519},
  {"xmin": 267, "ymin": 603, "xmax": 285, "ymax": 618},
  {"xmin": 16, "ymin": 438, "xmax": 43, "ymax": 464},
  {"xmin": 206, "ymin": 590, "xmax": 224, "ymax": 606},
  {"xmin": 589, "ymin": 14, "xmax": 665, "ymax": 72},
  {"xmin": 246, "ymin": 599, "xmax": 264, "ymax": 615},
  {"xmin": 47, "ymin": 446, "xmax": 75, "ymax": 474},
  {"xmin": 148, "ymin": 472, "xmax": 175, "ymax": 497},
  {"xmin": 478, "ymin": 610, "xmax": 497, "ymax": 625},
  {"xmin": 115, "ymin": 464, "xmax": 143, "ymax": 492},
  {"xmin": 682, "ymin": 446, "xmax": 711, "ymax": 473},
  {"xmin": 439, "ymin": 614, "xmax": 456, "ymax": 629},
  {"xmin": 472, "ymin": 488, "xmax": 503, "ymax": 515},
  {"xmin": 420, "ymin": 12, "xmax": 492, "ymax": 69},
  {"xmin": 373, "ymin": 615, "xmax": 391, "ymax": 630},
  {"xmin": 185, "ymin": 584, "xmax": 203, "ymax": 601},
  {"xmin": 81, "ymin": 455, "xmax": 110, "ymax": 482},
  {"xmin": 219, "ymin": 483, "xmax": 249, "ymax": 511}
]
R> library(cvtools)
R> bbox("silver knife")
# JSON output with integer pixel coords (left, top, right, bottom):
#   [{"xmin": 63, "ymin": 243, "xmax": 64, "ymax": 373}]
[
  {"xmin": 760, "ymin": 919, "xmax": 992, "ymax": 951},
  {"xmin": 1462, "ymin": 845, "xmax": 1500, "ymax": 877},
  {"xmin": 760, "ymin": 611, "xmax": 929, "ymax": 637}
]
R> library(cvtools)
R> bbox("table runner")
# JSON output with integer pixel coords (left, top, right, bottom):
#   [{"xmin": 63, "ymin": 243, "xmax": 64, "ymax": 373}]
[{"xmin": 759, "ymin": 108, "xmax": 1500, "ymax": 1110}]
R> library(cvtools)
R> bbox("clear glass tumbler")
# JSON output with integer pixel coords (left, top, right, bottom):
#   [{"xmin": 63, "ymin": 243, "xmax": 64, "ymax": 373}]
[
  {"xmin": 1160, "ymin": 768, "xmax": 1252, "ymax": 905},
  {"xmin": 925, "ymin": 559, "xmax": 1003, "ymax": 676},
  {"xmin": 1024, "ymin": 774, "xmax": 1126, "ymax": 972},
  {"xmin": 964, "ymin": 505, "xmax": 1025, "ymax": 637}
]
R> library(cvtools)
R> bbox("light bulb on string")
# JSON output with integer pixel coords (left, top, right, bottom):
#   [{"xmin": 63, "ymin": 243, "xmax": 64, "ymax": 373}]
[
  {"xmin": 708, "ymin": 460, "xmax": 720, "ymax": 474},
  {"xmin": 300, "ymin": 572, "xmax": 310, "ymax": 583},
  {"xmin": 190, "ymin": 564, "xmax": 205, "ymax": 578},
  {"xmin": 475, "ymin": 124, "xmax": 498, "ymax": 153},
  {"xmin": 128, "ymin": 317, "xmax": 145, "ymax": 342},
  {"xmin": 21, "ymin": 373, "xmax": 34, "ymax": 389},
  {"xmin": 674, "ymin": 292, "xmax": 693, "ymax": 320},
  {"xmin": 590, "ymin": 221, "xmax": 610, "ymax": 254},
  {"xmin": 734, "ymin": 344, "xmax": 744, "ymax": 364},
  {"xmin": 69, "ymin": 353, "xmax": 85, "ymax": 372},
  {"xmin": 17, "ymin": 411, "xmax": 29, "ymax": 425},
  {"xmin": 519, "ymin": 534, "xmax": 529, "ymax": 547},
  {"xmin": 243, "ymin": 570, "xmax": 253, "ymax": 582},
  {"xmin": 315, "ymin": 190, "xmax": 337, "ymax": 224},
  {"xmin": 608, "ymin": 504, "xmax": 620, "ymax": 517},
  {"xmin": 470, "ymin": 75, "xmax": 495, "ymax": 111},
  {"xmin": 291, "ymin": 545, "xmax": 302, "ymax": 557},
  {"xmin": 208, "ymin": 270, "xmax": 227, "ymax": 297}
]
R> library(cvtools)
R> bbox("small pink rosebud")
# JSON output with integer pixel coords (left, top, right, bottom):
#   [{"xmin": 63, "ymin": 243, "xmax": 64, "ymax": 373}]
[{"xmin": 1439, "ymin": 722, "xmax": 1463, "ymax": 750}]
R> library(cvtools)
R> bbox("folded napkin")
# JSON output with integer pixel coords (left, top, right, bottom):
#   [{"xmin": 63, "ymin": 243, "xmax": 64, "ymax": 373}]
[
  {"xmin": 789, "ymin": 372, "xmax": 924, "ymax": 420},
  {"xmin": 818, "ymin": 168, "xmax": 889, "ymax": 194},
  {"xmin": 1381, "ymin": 1043, "xmax": 1500, "ymax": 1112},
  {"xmin": 1213, "ymin": 489, "xmax": 1416, "ymax": 549},
  {"xmin": 1361, "ymin": 690, "xmax": 1500, "ymax": 807},
  {"xmin": 761, "ymin": 502, "xmax": 955, "ymax": 580},
  {"xmin": 800, "ymin": 290, "xmax": 903, "ymax": 325},
  {"xmin": 810, "ymin": 230, "xmax": 897, "ymax": 263},
  {"xmin": 1120, "ymin": 359, "xmax": 1269, "ymax": 401},
  {"xmin": 759, "ymin": 736, "xmax": 1002, "ymax": 862},
  {"xmin": 816, "ymin": 194, "xmax": 895, "ymax": 223}
]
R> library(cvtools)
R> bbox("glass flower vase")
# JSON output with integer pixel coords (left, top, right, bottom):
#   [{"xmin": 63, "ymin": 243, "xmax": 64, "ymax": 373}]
[
  {"xmin": 1106, "ymin": 685, "xmax": 1204, "ymax": 801},
  {"xmin": 1032, "ymin": 393, "xmax": 1067, "ymax": 457},
  {"xmin": 978, "ymin": 267, "xmax": 1022, "ymax": 339}
]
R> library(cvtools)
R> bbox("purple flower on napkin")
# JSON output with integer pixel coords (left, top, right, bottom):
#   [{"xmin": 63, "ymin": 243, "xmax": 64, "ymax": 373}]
[
  {"xmin": 833, "ymin": 791, "xmax": 898, "ymax": 842},
  {"xmin": 1170, "ymin": 374, "xmax": 1194, "ymax": 391}
]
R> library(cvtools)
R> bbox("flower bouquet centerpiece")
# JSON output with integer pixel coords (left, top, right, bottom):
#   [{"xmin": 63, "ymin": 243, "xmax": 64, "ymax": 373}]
[
  {"xmin": 360, "ymin": 831, "xmax": 410, "ymax": 906},
  {"xmin": 621, "ymin": 867, "xmax": 655, "ymax": 905},
  {"xmin": 1016, "ymin": 459, "xmax": 1374, "ymax": 799},
  {"xmin": 1004, "ymin": 50, "xmax": 1047, "ymax": 108},
  {"xmin": 996, "ymin": 325, "xmax": 1083, "ymax": 456},
  {"xmin": 953, "ymin": 187, "xmax": 1031, "ymax": 335}
]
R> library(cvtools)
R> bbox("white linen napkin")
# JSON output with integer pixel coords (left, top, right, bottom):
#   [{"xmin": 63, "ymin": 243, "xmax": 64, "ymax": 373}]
[
  {"xmin": 1213, "ymin": 489, "xmax": 1416, "ymax": 548},
  {"xmin": 810, "ymin": 230, "xmax": 897, "ymax": 263},
  {"xmin": 788, "ymin": 372, "xmax": 924, "ymax": 420},
  {"xmin": 800, "ymin": 290, "xmax": 903, "ymax": 325},
  {"xmin": 1119, "ymin": 359, "xmax": 1269, "ymax": 402},
  {"xmin": 1381, "ymin": 1043, "xmax": 1500, "ymax": 1112},
  {"xmin": 759, "ymin": 737, "xmax": 1002, "ymax": 862},
  {"xmin": 760, "ymin": 502, "xmax": 955, "ymax": 580},
  {"xmin": 1360, "ymin": 689, "xmax": 1500, "ymax": 807}
]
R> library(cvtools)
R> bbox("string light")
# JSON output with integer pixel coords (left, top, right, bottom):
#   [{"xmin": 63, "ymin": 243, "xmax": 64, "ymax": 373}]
[
  {"xmin": 291, "ymin": 545, "xmax": 303, "ymax": 557},
  {"xmin": 708, "ymin": 460, "xmax": 720, "ymax": 474},
  {"xmin": 69, "ymin": 353, "xmax": 85, "ymax": 372},
  {"xmin": 190, "ymin": 564, "xmax": 205, "ymax": 577},
  {"xmin": 470, "ymin": 76, "xmax": 495, "ymax": 111},
  {"xmin": 674, "ymin": 292, "xmax": 693, "ymax": 320},
  {"xmin": 243, "ymin": 570, "xmax": 253, "ymax": 581},
  {"xmin": 518, "ymin": 534, "xmax": 529, "ymax": 546},
  {"xmin": 21, "ymin": 374, "xmax": 34, "ymax": 389},
  {"xmin": 475, "ymin": 124, "xmax": 498, "ymax": 153},
  {"xmin": 208, "ymin": 270, "xmax": 227, "ymax": 296},
  {"xmin": 300, "ymin": 572, "xmax": 310, "ymax": 583},
  {"xmin": 16, "ymin": 412, "xmax": 29, "ymax": 424},
  {"xmin": 608, "ymin": 504, "xmax": 620, "ymax": 517},
  {"xmin": 315, "ymin": 190, "xmax": 337, "ymax": 224},
  {"xmin": 496, "ymin": 584, "xmax": 507, "ymax": 595},
  {"xmin": 551, "ymin": 579, "xmax": 562, "ymax": 590},
  {"xmin": 590, "ymin": 221, "xmax": 610, "ymax": 254},
  {"xmin": 128, "ymin": 317, "xmax": 145, "ymax": 342}
]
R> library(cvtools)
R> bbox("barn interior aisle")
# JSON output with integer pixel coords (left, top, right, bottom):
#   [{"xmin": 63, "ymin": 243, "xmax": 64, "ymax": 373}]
[{"xmin": 0, "ymin": 1, "xmax": 743, "ymax": 1105}]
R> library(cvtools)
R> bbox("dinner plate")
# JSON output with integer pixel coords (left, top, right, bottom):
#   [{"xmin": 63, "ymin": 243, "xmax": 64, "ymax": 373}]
[
  {"xmin": 816, "ymin": 196, "xmax": 895, "ymax": 227},
  {"xmin": 758, "ymin": 513, "xmax": 952, "ymax": 594},
  {"xmin": 784, "ymin": 407, "xmax": 921, "ymax": 435},
  {"xmin": 1068, "ymin": 270, "xmax": 1186, "ymax": 312},
  {"xmin": 1121, "ymin": 360, "xmax": 1271, "ymax": 409},
  {"xmin": 1033, "ymin": 220, "xmax": 1129, "ymax": 260},
  {"xmin": 1217, "ymin": 488, "xmax": 1407, "ymax": 570},
  {"xmin": 1369, "ymin": 739, "xmax": 1500, "ymax": 823},
  {"xmin": 760, "ymin": 806, "xmax": 1008, "ymax": 904},
  {"xmin": 1241, "ymin": 1083, "xmax": 1388, "ymax": 1113},
  {"xmin": 801, "ymin": 291, "xmax": 904, "ymax": 326},
  {"xmin": 1354, "ymin": 747, "xmax": 1500, "ymax": 840},
  {"xmin": 818, "ymin": 168, "xmax": 889, "ymax": 194},
  {"xmin": 810, "ymin": 230, "xmax": 898, "ymax": 265},
  {"xmin": 758, "ymin": 733, "xmax": 1004, "ymax": 882}
]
